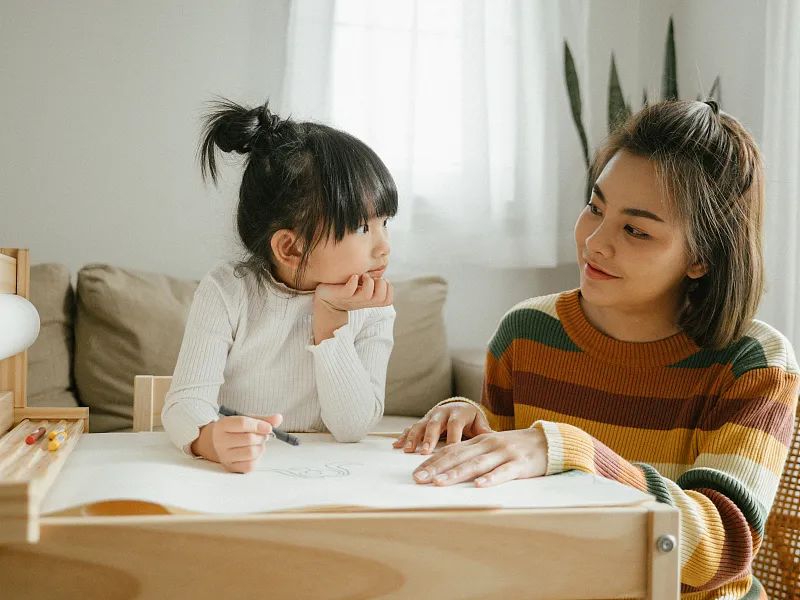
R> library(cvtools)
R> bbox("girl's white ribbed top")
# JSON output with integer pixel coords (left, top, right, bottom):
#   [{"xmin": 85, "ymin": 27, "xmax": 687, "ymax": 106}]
[{"xmin": 161, "ymin": 261, "xmax": 396, "ymax": 454}]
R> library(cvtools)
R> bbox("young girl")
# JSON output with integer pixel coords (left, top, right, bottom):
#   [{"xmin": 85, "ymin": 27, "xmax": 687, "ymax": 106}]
[
  {"xmin": 395, "ymin": 100, "xmax": 798, "ymax": 599},
  {"xmin": 162, "ymin": 99, "xmax": 397, "ymax": 473}
]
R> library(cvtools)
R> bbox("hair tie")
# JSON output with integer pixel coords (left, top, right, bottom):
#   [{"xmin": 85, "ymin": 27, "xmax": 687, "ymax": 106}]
[{"xmin": 704, "ymin": 100, "xmax": 719, "ymax": 115}]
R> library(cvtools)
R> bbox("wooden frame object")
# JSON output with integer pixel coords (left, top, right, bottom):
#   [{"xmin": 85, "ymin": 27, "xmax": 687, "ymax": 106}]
[
  {"xmin": 133, "ymin": 375, "xmax": 173, "ymax": 432},
  {"xmin": 1, "ymin": 251, "xmax": 681, "ymax": 598},
  {"xmin": 0, "ymin": 249, "xmax": 89, "ymax": 544}
]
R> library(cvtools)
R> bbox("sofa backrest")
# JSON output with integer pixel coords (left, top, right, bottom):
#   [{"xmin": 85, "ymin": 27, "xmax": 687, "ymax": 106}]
[{"xmin": 31, "ymin": 263, "xmax": 454, "ymax": 432}]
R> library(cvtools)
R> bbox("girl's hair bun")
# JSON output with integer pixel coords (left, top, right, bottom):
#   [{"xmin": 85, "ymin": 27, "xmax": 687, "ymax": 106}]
[
  {"xmin": 215, "ymin": 103, "xmax": 282, "ymax": 154},
  {"xmin": 214, "ymin": 107, "xmax": 261, "ymax": 154},
  {"xmin": 199, "ymin": 99, "xmax": 285, "ymax": 183}
]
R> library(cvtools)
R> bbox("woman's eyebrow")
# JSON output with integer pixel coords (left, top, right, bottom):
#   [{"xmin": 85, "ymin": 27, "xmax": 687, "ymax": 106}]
[{"xmin": 593, "ymin": 183, "xmax": 665, "ymax": 223}]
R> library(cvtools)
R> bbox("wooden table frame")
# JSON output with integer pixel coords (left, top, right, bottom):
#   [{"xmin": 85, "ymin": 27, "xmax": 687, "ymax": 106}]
[{"xmin": 2, "ymin": 498, "xmax": 678, "ymax": 599}]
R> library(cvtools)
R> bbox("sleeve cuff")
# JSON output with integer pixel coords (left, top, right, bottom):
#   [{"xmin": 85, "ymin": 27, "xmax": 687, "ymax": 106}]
[
  {"xmin": 531, "ymin": 420, "xmax": 596, "ymax": 476},
  {"xmin": 162, "ymin": 399, "xmax": 220, "ymax": 456},
  {"xmin": 306, "ymin": 320, "xmax": 355, "ymax": 354}
]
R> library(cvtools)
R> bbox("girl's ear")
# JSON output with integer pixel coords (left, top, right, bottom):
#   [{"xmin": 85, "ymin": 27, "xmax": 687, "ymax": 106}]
[
  {"xmin": 686, "ymin": 261, "xmax": 708, "ymax": 280},
  {"xmin": 270, "ymin": 229, "xmax": 303, "ymax": 269}
]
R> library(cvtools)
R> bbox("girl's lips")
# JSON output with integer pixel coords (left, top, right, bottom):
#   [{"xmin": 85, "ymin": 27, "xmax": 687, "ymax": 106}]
[
  {"xmin": 584, "ymin": 262, "xmax": 619, "ymax": 280},
  {"xmin": 367, "ymin": 267, "xmax": 386, "ymax": 278}
]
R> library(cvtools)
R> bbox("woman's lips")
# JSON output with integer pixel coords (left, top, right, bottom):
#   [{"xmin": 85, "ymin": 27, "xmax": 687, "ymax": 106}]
[{"xmin": 584, "ymin": 262, "xmax": 619, "ymax": 280}]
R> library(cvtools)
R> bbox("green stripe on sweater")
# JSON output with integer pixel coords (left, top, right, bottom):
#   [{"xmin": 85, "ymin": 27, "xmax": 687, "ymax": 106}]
[
  {"xmin": 669, "ymin": 336, "xmax": 768, "ymax": 377},
  {"xmin": 489, "ymin": 308, "xmax": 582, "ymax": 358},
  {"xmin": 636, "ymin": 463, "xmax": 675, "ymax": 506},
  {"xmin": 677, "ymin": 468, "xmax": 767, "ymax": 535}
]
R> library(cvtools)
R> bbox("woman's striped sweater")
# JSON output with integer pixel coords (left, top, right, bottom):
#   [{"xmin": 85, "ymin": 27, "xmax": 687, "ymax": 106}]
[{"xmin": 481, "ymin": 289, "xmax": 798, "ymax": 600}]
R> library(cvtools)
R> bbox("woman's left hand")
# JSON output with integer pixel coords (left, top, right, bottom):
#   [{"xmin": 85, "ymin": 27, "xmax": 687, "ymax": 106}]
[{"xmin": 412, "ymin": 428, "xmax": 548, "ymax": 487}]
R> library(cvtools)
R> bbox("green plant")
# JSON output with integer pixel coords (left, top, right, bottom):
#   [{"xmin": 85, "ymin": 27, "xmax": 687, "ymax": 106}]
[{"xmin": 564, "ymin": 16, "xmax": 721, "ymax": 176}]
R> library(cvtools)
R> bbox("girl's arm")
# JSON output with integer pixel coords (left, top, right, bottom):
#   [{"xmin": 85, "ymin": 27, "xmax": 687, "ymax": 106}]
[
  {"xmin": 308, "ymin": 306, "xmax": 396, "ymax": 442},
  {"xmin": 534, "ymin": 364, "xmax": 799, "ymax": 593},
  {"xmin": 161, "ymin": 271, "xmax": 238, "ymax": 454}
]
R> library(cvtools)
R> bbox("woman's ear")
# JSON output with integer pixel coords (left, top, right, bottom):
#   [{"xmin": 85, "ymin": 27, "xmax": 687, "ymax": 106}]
[
  {"xmin": 686, "ymin": 261, "xmax": 708, "ymax": 280},
  {"xmin": 270, "ymin": 229, "xmax": 302, "ymax": 269}
]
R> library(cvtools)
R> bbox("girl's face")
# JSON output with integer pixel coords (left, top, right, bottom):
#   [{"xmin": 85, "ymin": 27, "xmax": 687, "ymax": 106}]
[
  {"xmin": 574, "ymin": 150, "xmax": 704, "ymax": 320},
  {"xmin": 302, "ymin": 215, "xmax": 391, "ymax": 287}
]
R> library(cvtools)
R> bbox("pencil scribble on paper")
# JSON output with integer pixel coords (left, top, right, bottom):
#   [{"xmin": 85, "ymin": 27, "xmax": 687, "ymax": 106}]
[{"xmin": 264, "ymin": 462, "xmax": 362, "ymax": 479}]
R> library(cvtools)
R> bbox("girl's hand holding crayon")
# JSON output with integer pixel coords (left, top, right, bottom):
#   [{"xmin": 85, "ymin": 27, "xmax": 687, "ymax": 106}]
[
  {"xmin": 312, "ymin": 273, "xmax": 394, "ymax": 343},
  {"xmin": 393, "ymin": 401, "xmax": 492, "ymax": 455},
  {"xmin": 191, "ymin": 414, "xmax": 283, "ymax": 473},
  {"xmin": 411, "ymin": 428, "xmax": 548, "ymax": 488}
]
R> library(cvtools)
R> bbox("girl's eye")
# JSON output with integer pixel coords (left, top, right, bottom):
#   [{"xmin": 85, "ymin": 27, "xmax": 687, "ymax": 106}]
[
  {"xmin": 383, "ymin": 218, "xmax": 389, "ymax": 228},
  {"xmin": 587, "ymin": 202, "xmax": 602, "ymax": 216},
  {"xmin": 357, "ymin": 224, "xmax": 369, "ymax": 235},
  {"xmin": 624, "ymin": 225, "xmax": 650, "ymax": 239}
]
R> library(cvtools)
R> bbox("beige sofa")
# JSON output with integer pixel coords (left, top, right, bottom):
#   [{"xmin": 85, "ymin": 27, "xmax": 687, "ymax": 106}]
[{"xmin": 27, "ymin": 263, "xmax": 485, "ymax": 433}]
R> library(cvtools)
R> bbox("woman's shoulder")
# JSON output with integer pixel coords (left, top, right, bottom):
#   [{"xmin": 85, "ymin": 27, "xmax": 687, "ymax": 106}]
[
  {"xmin": 727, "ymin": 319, "xmax": 800, "ymax": 377},
  {"xmin": 489, "ymin": 291, "xmax": 575, "ymax": 352},
  {"xmin": 502, "ymin": 291, "xmax": 564, "ymax": 321}
]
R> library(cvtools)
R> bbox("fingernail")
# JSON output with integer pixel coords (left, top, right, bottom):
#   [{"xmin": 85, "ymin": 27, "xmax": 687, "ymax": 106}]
[
  {"xmin": 416, "ymin": 470, "xmax": 430, "ymax": 481},
  {"xmin": 476, "ymin": 477, "xmax": 487, "ymax": 485},
  {"xmin": 434, "ymin": 473, "xmax": 449, "ymax": 482},
  {"xmin": 421, "ymin": 443, "xmax": 430, "ymax": 453},
  {"xmin": 257, "ymin": 422, "xmax": 269, "ymax": 433},
  {"xmin": 405, "ymin": 441, "xmax": 412, "ymax": 449}
]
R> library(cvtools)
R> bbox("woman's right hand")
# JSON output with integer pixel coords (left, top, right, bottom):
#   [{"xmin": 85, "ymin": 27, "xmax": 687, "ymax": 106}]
[
  {"xmin": 192, "ymin": 414, "xmax": 283, "ymax": 473},
  {"xmin": 392, "ymin": 401, "xmax": 492, "ymax": 455}
]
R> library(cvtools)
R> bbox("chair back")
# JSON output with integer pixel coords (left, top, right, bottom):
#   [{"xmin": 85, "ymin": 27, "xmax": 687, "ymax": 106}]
[
  {"xmin": 751, "ymin": 408, "xmax": 800, "ymax": 598},
  {"xmin": 132, "ymin": 375, "xmax": 172, "ymax": 432}
]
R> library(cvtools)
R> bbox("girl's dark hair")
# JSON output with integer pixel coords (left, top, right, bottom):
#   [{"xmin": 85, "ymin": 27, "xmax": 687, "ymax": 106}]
[
  {"xmin": 589, "ymin": 100, "xmax": 764, "ymax": 349},
  {"xmin": 199, "ymin": 98, "xmax": 397, "ymax": 289}
]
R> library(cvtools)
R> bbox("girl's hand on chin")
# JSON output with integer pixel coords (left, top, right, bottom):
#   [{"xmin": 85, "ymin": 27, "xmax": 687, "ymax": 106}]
[
  {"xmin": 412, "ymin": 428, "xmax": 548, "ymax": 488},
  {"xmin": 315, "ymin": 273, "xmax": 394, "ymax": 312}
]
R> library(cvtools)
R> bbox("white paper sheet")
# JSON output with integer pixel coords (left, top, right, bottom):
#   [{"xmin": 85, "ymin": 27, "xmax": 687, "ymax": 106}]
[{"xmin": 41, "ymin": 432, "xmax": 653, "ymax": 515}]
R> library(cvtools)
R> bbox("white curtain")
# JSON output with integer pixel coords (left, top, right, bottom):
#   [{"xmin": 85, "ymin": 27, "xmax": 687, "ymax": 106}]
[
  {"xmin": 759, "ymin": 0, "xmax": 800, "ymax": 348},
  {"xmin": 280, "ymin": 0, "xmax": 571, "ymax": 268}
]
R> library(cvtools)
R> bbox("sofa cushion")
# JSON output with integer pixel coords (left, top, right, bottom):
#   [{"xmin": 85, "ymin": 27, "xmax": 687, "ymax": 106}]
[
  {"xmin": 27, "ymin": 264, "xmax": 79, "ymax": 408},
  {"xmin": 385, "ymin": 276, "xmax": 451, "ymax": 416},
  {"xmin": 74, "ymin": 265, "xmax": 198, "ymax": 432},
  {"xmin": 74, "ymin": 265, "xmax": 451, "ymax": 431}
]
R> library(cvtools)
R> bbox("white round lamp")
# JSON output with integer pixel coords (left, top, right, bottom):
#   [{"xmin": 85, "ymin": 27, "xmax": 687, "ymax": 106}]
[{"xmin": 0, "ymin": 294, "xmax": 40, "ymax": 360}]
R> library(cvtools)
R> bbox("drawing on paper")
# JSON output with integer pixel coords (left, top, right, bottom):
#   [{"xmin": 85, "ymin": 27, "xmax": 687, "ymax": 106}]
[{"xmin": 264, "ymin": 462, "xmax": 362, "ymax": 479}]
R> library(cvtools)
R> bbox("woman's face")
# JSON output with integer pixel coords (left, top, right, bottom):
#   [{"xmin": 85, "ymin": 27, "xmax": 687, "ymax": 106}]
[{"xmin": 574, "ymin": 150, "xmax": 705, "ymax": 318}]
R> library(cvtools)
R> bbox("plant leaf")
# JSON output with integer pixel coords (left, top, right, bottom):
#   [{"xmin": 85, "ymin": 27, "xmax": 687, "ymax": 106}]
[
  {"xmin": 564, "ymin": 40, "xmax": 590, "ymax": 169},
  {"xmin": 662, "ymin": 17, "xmax": 678, "ymax": 100},
  {"xmin": 608, "ymin": 53, "xmax": 631, "ymax": 132},
  {"xmin": 708, "ymin": 75, "xmax": 721, "ymax": 105}
]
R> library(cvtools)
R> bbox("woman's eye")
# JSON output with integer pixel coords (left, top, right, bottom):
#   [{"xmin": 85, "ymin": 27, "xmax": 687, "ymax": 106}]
[{"xmin": 625, "ymin": 225, "xmax": 650, "ymax": 239}]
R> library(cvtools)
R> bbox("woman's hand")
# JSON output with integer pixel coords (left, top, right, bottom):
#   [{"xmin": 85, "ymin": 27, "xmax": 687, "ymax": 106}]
[
  {"xmin": 313, "ymin": 273, "xmax": 393, "ymax": 343},
  {"xmin": 412, "ymin": 428, "xmax": 548, "ymax": 487},
  {"xmin": 191, "ymin": 414, "xmax": 283, "ymax": 474},
  {"xmin": 392, "ymin": 401, "xmax": 492, "ymax": 455}
]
